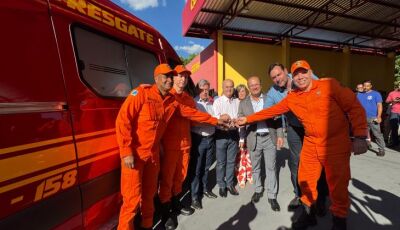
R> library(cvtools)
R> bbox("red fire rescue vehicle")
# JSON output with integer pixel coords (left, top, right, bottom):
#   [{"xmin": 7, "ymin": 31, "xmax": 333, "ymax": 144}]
[{"xmin": 0, "ymin": 0, "xmax": 181, "ymax": 229}]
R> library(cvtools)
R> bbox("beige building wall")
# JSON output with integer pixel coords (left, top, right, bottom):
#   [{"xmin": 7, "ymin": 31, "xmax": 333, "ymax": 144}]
[
  {"xmin": 290, "ymin": 47, "xmax": 343, "ymax": 81},
  {"xmin": 222, "ymin": 40, "xmax": 281, "ymax": 94},
  {"xmin": 217, "ymin": 34, "xmax": 395, "ymax": 94},
  {"xmin": 350, "ymin": 53, "xmax": 394, "ymax": 93}
]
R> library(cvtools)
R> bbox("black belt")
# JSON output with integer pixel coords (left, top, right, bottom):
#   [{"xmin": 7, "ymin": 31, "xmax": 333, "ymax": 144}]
[
  {"xmin": 217, "ymin": 129, "xmax": 238, "ymax": 133},
  {"xmin": 256, "ymin": 132, "xmax": 269, "ymax": 137},
  {"xmin": 215, "ymin": 129, "xmax": 239, "ymax": 139}
]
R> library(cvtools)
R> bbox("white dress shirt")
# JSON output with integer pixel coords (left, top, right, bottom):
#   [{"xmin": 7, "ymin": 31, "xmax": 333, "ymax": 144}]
[
  {"xmin": 250, "ymin": 94, "xmax": 269, "ymax": 133},
  {"xmin": 191, "ymin": 96, "xmax": 215, "ymax": 136},
  {"xmin": 213, "ymin": 95, "xmax": 240, "ymax": 130}
]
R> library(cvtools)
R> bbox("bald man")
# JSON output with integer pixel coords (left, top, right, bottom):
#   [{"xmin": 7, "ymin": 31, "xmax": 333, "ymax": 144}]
[
  {"xmin": 213, "ymin": 79, "xmax": 241, "ymax": 197},
  {"xmin": 238, "ymin": 76, "xmax": 283, "ymax": 210},
  {"xmin": 237, "ymin": 60, "xmax": 367, "ymax": 230}
]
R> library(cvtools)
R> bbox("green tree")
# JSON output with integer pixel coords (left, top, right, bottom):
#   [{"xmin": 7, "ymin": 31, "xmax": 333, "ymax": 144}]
[
  {"xmin": 395, "ymin": 55, "xmax": 400, "ymax": 82},
  {"xmin": 180, "ymin": 53, "xmax": 197, "ymax": 65}
]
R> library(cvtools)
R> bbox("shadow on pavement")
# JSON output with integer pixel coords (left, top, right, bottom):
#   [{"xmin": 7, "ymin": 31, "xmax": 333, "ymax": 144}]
[
  {"xmin": 275, "ymin": 178, "xmax": 400, "ymax": 230},
  {"xmin": 216, "ymin": 202, "xmax": 257, "ymax": 230},
  {"xmin": 348, "ymin": 178, "xmax": 400, "ymax": 230}
]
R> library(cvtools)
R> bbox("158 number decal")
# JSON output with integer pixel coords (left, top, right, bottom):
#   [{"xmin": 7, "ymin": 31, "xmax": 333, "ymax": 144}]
[{"xmin": 34, "ymin": 170, "xmax": 78, "ymax": 202}]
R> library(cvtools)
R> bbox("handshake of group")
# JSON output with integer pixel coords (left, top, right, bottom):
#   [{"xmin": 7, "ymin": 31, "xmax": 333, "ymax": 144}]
[{"xmin": 217, "ymin": 114, "xmax": 247, "ymax": 129}]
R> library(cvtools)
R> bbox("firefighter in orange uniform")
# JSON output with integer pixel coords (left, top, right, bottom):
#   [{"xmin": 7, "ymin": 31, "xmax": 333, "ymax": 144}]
[
  {"xmin": 116, "ymin": 64, "xmax": 228, "ymax": 230},
  {"xmin": 237, "ymin": 60, "xmax": 368, "ymax": 230},
  {"xmin": 159, "ymin": 65, "xmax": 196, "ymax": 230}
]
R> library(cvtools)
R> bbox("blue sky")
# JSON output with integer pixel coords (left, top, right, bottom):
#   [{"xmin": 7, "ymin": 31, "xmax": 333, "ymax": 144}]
[{"xmin": 111, "ymin": 0, "xmax": 212, "ymax": 58}]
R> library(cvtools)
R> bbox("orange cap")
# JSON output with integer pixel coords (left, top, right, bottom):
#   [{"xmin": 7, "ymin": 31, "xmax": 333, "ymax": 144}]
[
  {"xmin": 154, "ymin": 64, "xmax": 176, "ymax": 77},
  {"xmin": 174, "ymin": 65, "xmax": 191, "ymax": 75},
  {"xmin": 291, "ymin": 60, "xmax": 311, "ymax": 74}
]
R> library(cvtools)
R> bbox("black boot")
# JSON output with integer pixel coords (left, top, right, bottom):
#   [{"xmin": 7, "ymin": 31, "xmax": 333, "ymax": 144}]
[
  {"xmin": 315, "ymin": 195, "xmax": 327, "ymax": 217},
  {"xmin": 161, "ymin": 202, "xmax": 177, "ymax": 230},
  {"xmin": 288, "ymin": 196, "xmax": 301, "ymax": 211},
  {"xmin": 292, "ymin": 204, "xmax": 317, "ymax": 229},
  {"xmin": 332, "ymin": 216, "xmax": 347, "ymax": 230},
  {"xmin": 172, "ymin": 196, "xmax": 194, "ymax": 216}
]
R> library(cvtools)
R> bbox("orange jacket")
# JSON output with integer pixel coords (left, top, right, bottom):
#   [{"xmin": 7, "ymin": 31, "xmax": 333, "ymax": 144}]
[
  {"xmin": 116, "ymin": 84, "xmax": 217, "ymax": 161},
  {"xmin": 162, "ymin": 88, "xmax": 196, "ymax": 151},
  {"xmin": 247, "ymin": 79, "xmax": 367, "ymax": 154}
]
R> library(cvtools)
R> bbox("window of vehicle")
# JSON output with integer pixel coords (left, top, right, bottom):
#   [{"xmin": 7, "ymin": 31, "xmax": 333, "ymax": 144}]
[
  {"xmin": 73, "ymin": 27, "xmax": 158, "ymax": 97},
  {"xmin": 126, "ymin": 45, "xmax": 159, "ymax": 87}
]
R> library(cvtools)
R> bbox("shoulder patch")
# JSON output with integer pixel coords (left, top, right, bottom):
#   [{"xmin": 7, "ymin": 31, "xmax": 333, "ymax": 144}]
[{"xmin": 131, "ymin": 90, "xmax": 138, "ymax": 96}]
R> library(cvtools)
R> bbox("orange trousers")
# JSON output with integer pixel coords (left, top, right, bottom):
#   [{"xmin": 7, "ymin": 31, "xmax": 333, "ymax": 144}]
[
  {"xmin": 159, "ymin": 148, "xmax": 190, "ymax": 203},
  {"xmin": 298, "ymin": 146, "xmax": 351, "ymax": 218},
  {"xmin": 118, "ymin": 157, "xmax": 159, "ymax": 230}
]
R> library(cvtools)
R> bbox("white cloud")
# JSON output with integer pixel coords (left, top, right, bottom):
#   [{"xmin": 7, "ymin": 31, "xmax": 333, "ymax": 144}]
[
  {"xmin": 174, "ymin": 43, "xmax": 205, "ymax": 54},
  {"xmin": 120, "ymin": 0, "xmax": 159, "ymax": 11}
]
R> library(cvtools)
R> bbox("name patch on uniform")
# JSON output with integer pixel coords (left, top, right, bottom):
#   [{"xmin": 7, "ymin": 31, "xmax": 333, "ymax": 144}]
[{"xmin": 131, "ymin": 90, "xmax": 138, "ymax": 96}]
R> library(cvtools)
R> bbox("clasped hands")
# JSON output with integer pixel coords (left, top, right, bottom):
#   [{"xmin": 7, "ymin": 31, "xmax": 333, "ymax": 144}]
[{"xmin": 217, "ymin": 115, "xmax": 248, "ymax": 129}]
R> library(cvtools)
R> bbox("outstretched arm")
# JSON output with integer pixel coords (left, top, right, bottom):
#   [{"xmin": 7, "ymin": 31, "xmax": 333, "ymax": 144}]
[
  {"xmin": 247, "ymin": 98, "xmax": 290, "ymax": 123},
  {"xmin": 177, "ymin": 102, "xmax": 231, "ymax": 128},
  {"xmin": 236, "ymin": 98, "xmax": 290, "ymax": 126}
]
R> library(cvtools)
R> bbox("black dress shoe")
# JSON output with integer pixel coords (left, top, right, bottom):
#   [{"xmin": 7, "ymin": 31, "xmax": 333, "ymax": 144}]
[
  {"xmin": 251, "ymin": 192, "xmax": 263, "ymax": 203},
  {"xmin": 268, "ymin": 199, "xmax": 280, "ymax": 211},
  {"xmin": 204, "ymin": 190, "xmax": 218, "ymax": 199},
  {"xmin": 288, "ymin": 197, "xmax": 301, "ymax": 211},
  {"xmin": 227, "ymin": 186, "xmax": 239, "ymax": 196},
  {"xmin": 171, "ymin": 196, "xmax": 194, "ymax": 216},
  {"xmin": 164, "ymin": 217, "xmax": 177, "ymax": 230},
  {"xmin": 161, "ymin": 202, "xmax": 177, "ymax": 230},
  {"xmin": 180, "ymin": 206, "xmax": 195, "ymax": 216},
  {"xmin": 219, "ymin": 188, "xmax": 227, "ymax": 197},
  {"xmin": 376, "ymin": 149, "xmax": 385, "ymax": 156},
  {"xmin": 191, "ymin": 199, "xmax": 202, "ymax": 209},
  {"xmin": 292, "ymin": 205, "xmax": 317, "ymax": 229}
]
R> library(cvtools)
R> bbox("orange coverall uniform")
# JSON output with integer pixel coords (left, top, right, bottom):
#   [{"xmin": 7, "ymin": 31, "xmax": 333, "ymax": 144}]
[
  {"xmin": 116, "ymin": 84, "xmax": 217, "ymax": 230},
  {"xmin": 159, "ymin": 88, "xmax": 196, "ymax": 203},
  {"xmin": 246, "ymin": 79, "xmax": 367, "ymax": 217}
]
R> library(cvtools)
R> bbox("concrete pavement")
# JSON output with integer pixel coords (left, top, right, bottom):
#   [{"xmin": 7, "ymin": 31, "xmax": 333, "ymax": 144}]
[{"xmin": 170, "ymin": 143, "xmax": 400, "ymax": 230}]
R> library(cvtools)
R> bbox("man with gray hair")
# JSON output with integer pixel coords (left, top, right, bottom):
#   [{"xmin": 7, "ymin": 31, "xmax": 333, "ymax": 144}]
[
  {"xmin": 238, "ymin": 76, "xmax": 283, "ymax": 211},
  {"xmin": 213, "ymin": 79, "xmax": 240, "ymax": 197},
  {"xmin": 189, "ymin": 79, "xmax": 218, "ymax": 210}
]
